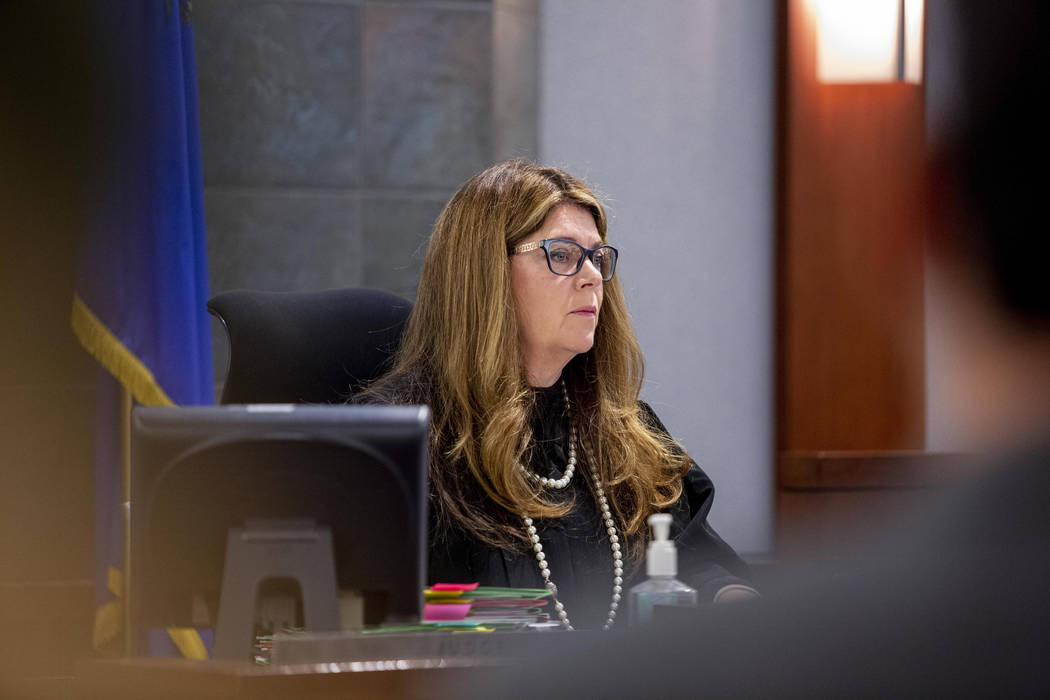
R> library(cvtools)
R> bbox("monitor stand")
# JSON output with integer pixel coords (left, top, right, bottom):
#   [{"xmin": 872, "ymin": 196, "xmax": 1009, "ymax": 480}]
[{"xmin": 213, "ymin": 519, "xmax": 341, "ymax": 661}]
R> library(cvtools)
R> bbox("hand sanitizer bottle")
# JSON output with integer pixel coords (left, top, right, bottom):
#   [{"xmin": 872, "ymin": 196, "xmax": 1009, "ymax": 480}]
[{"xmin": 627, "ymin": 513, "xmax": 697, "ymax": 626}]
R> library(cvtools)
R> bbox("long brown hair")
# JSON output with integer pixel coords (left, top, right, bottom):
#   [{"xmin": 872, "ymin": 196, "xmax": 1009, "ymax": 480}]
[{"xmin": 364, "ymin": 160, "xmax": 689, "ymax": 555}]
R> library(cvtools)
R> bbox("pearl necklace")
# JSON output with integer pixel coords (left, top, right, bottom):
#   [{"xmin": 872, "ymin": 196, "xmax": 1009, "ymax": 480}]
[
  {"xmin": 521, "ymin": 381, "xmax": 623, "ymax": 631},
  {"xmin": 519, "ymin": 380, "xmax": 576, "ymax": 489}
]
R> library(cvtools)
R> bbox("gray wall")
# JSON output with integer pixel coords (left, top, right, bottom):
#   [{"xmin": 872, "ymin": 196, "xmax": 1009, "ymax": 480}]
[
  {"xmin": 193, "ymin": 0, "xmax": 538, "ymax": 384},
  {"xmin": 539, "ymin": 0, "xmax": 776, "ymax": 553}
]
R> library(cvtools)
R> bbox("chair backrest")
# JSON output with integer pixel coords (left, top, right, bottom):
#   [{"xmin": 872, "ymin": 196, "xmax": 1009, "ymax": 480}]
[{"xmin": 207, "ymin": 288, "xmax": 412, "ymax": 405}]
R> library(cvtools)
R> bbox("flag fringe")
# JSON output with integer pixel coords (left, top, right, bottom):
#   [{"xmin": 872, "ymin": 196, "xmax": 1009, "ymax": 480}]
[
  {"xmin": 93, "ymin": 599, "xmax": 122, "ymax": 649},
  {"xmin": 167, "ymin": 628, "xmax": 209, "ymax": 660},
  {"xmin": 74, "ymin": 296, "xmax": 173, "ymax": 650},
  {"xmin": 72, "ymin": 294, "xmax": 174, "ymax": 407}
]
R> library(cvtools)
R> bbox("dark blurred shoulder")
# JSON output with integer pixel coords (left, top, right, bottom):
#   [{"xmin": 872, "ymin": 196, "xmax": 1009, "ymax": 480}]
[{"xmin": 920, "ymin": 443, "xmax": 1050, "ymax": 553}]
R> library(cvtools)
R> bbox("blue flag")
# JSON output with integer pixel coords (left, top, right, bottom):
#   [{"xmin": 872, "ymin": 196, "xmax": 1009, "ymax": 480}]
[{"xmin": 72, "ymin": 0, "xmax": 214, "ymax": 655}]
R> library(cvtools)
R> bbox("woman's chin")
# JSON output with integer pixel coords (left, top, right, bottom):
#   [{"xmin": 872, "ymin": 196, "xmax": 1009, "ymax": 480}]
[{"xmin": 565, "ymin": 335, "xmax": 595, "ymax": 355}]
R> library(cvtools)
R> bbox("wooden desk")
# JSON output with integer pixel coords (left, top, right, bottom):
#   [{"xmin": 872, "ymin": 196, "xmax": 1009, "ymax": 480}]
[{"xmin": 74, "ymin": 657, "xmax": 502, "ymax": 700}]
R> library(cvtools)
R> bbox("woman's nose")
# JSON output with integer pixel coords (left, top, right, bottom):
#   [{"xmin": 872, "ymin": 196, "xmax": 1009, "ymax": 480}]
[{"xmin": 576, "ymin": 256, "xmax": 603, "ymax": 287}]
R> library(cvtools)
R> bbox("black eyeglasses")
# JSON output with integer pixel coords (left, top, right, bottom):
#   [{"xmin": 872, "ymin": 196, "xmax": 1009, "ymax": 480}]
[{"xmin": 510, "ymin": 238, "xmax": 619, "ymax": 282}]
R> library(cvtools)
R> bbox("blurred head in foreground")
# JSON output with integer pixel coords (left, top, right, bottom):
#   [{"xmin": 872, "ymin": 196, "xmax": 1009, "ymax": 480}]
[{"xmin": 926, "ymin": 0, "xmax": 1050, "ymax": 450}]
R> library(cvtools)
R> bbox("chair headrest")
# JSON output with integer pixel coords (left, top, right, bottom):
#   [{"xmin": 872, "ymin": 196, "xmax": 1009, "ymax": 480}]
[{"xmin": 207, "ymin": 288, "xmax": 412, "ymax": 405}]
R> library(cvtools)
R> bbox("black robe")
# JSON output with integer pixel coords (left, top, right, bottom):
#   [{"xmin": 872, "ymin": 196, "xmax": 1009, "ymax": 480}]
[{"xmin": 426, "ymin": 382, "xmax": 752, "ymax": 629}]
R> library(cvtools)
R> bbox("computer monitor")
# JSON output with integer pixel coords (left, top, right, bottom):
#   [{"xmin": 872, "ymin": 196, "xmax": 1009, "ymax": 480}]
[{"xmin": 128, "ymin": 404, "xmax": 429, "ymax": 658}]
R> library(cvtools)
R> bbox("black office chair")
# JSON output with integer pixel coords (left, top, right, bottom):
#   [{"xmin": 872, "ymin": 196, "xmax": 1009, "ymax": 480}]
[{"xmin": 207, "ymin": 288, "xmax": 412, "ymax": 405}]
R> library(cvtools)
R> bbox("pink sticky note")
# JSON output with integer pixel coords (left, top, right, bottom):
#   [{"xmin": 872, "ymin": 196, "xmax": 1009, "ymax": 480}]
[
  {"xmin": 424, "ymin": 602, "xmax": 472, "ymax": 621},
  {"xmin": 430, "ymin": 582, "xmax": 479, "ymax": 592}
]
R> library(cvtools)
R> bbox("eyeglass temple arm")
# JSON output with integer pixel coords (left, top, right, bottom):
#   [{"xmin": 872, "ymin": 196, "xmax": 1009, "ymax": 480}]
[{"xmin": 512, "ymin": 241, "xmax": 543, "ymax": 254}]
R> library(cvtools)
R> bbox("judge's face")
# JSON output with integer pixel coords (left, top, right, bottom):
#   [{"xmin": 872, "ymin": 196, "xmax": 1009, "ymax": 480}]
[{"xmin": 510, "ymin": 203, "xmax": 605, "ymax": 387}]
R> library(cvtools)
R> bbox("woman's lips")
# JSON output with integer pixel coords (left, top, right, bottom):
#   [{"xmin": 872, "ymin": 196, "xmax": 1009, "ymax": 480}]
[{"xmin": 570, "ymin": 306, "xmax": 597, "ymax": 317}]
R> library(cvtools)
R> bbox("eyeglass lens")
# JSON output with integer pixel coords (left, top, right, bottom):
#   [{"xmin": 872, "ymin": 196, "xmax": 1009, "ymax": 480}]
[{"xmin": 547, "ymin": 240, "xmax": 617, "ymax": 281}]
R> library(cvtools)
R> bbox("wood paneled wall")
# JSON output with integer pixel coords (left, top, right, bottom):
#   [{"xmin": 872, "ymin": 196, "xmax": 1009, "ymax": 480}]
[
  {"xmin": 776, "ymin": 0, "xmax": 930, "ymax": 556},
  {"xmin": 777, "ymin": 0, "xmax": 926, "ymax": 454}
]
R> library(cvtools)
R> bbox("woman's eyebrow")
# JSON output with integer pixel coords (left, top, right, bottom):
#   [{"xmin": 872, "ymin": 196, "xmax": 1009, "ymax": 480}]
[{"xmin": 550, "ymin": 232, "xmax": 604, "ymax": 248}]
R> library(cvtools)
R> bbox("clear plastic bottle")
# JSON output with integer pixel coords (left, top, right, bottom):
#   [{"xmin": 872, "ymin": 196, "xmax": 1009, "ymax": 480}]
[{"xmin": 627, "ymin": 513, "xmax": 698, "ymax": 626}]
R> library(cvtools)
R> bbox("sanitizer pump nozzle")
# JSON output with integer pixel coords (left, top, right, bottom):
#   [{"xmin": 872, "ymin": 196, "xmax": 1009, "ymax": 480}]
[
  {"xmin": 646, "ymin": 513, "xmax": 676, "ymax": 576},
  {"xmin": 627, "ymin": 513, "xmax": 698, "ymax": 626}
]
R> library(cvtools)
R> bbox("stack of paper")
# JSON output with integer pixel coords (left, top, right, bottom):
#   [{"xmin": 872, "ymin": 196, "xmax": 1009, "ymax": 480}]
[{"xmin": 422, "ymin": 583, "xmax": 552, "ymax": 628}]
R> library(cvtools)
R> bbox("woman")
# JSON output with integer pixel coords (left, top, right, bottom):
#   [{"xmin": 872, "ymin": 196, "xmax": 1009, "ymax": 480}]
[{"xmin": 359, "ymin": 161, "xmax": 755, "ymax": 630}]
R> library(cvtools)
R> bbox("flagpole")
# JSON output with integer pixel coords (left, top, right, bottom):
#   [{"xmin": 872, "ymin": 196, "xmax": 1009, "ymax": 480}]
[{"xmin": 121, "ymin": 385, "xmax": 133, "ymax": 656}]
